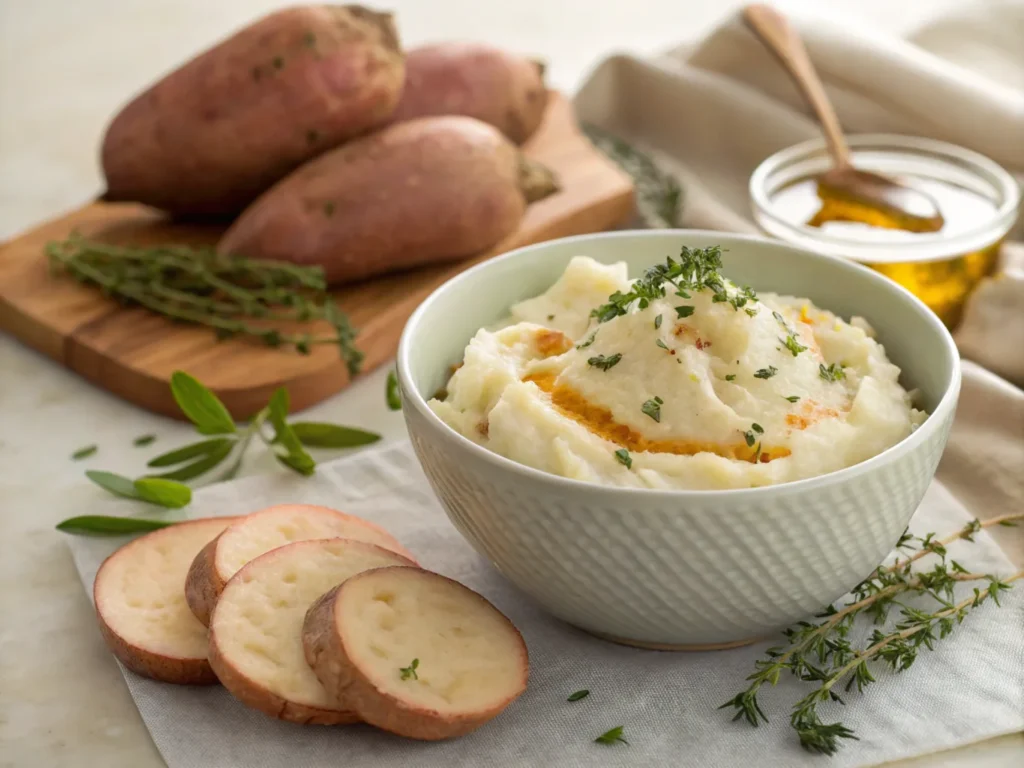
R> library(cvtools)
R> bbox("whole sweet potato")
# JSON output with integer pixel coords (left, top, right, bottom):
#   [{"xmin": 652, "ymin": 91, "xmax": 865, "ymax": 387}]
[
  {"xmin": 101, "ymin": 5, "xmax": 404, "ymax": 217},
  {"xmin": 391, "ymin": 43, "xmax": 548, "ymax": 144},
  {"xmin": 218, "ymin": 116, "xmax": 558, "ymax": 285}
]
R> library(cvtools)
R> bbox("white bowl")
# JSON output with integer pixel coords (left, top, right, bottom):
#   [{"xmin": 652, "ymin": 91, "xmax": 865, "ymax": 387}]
[{"xmin": 397, "ymin": 231, "xmax": 960, "ymax": 648}]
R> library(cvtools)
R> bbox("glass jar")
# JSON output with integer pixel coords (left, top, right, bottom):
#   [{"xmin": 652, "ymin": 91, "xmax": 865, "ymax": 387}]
[{"xmin": 750, "ymin": 135, "xmax": 1020, "ymax": 328}]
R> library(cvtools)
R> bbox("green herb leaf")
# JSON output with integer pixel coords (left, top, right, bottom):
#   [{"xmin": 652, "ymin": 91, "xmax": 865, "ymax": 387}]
[
  {"xmin": 147, "ymin": 438, "xmax": 234, "ymax": 468},
  {"xmin": 568, "ymin": 689, "xmax": 590, "ymax": 702},
  {"xmin": 290, "ymin": 422, "xmax": 381, "ymax": 448},
  {"xmin": 820, "ymin": 363, "xmax": 846, "ymax": 382},
  {"xmin": 655, "ymin": 339, "xmax": 670, "ymax": 351},
  {"xmin": 146, "ymin": 441, "xmax": 234, "ymax": 482},
  {"xmin": 654, "ymin": 314, "xmax": 663, "ymax": 329},
  {"xmin": 71, "ymin": 445, "xmax": 97, "ymax": 460},
  {"xmin": 170, "ymin": 371, "xmax": 237, "ymax": 435},
  {"xmin": 595, "ymin": 726, "xmax": 628, "ymax": 745},
  {"xmin": 752, "ymin": 423, "xmax": 764, "ymax": 434},
  {"xmin": 743, "ymin": 431, "xmax": 756, "ymax": 447},
  {"xmin": 399, "ymin": 658, "xmax": 419, "ymax": 680},
  {"xmin": 386, "ymin": 370, "xmax": 402, "ymax": 411},
  {"xmin": 784, "ymin": 395, "xmax": 801, "ymax": 403},
  {"xmin": 781, "ymin": 334, "xmax": 808, "ymax": 357},
  {"xmin": 134, "ymin": 477, "xmax": 192, "ymax": 508},
  {"xmin": 588, "ymin": 353, "xmax": 623, "ymax": 371},
  {"xmin": 614, "ymin": 449, "xmax": 632, "ymax": 469},
  {"xmin": 641, "ymin": 398, "xmax": 662, "ymax": 423},
  {"xmin": 86, "ymin": 470, "xmax": 141, "ymax": 499},
  {"xmin": 576, "ymin": 332, "xmax": 598, "ymax": 350},
  {"xmin": 725, "ymin": 374, "xmax": 737, "ymax": 382},
  {"xmin": 133, "ymin": 434, "xmax": 157, "ymax": 447},
  {"xmin": 55, "ymin": 516, "xmax": 177, "ymax": 536},
  {"xmin": 675, "ymin": 305, "xmax": 695, "ymax": 318},
  {"xmin": 754, "ymin": 366, "xmax": 778, "ymax": 379},
  {"xmin": 266, "ymin": 388, "xmax": 316, "ymax": 476}
]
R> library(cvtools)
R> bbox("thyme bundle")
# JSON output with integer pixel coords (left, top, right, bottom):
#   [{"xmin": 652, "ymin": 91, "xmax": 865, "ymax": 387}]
[
  {"xmin": 722, "ymin": 513, "xmax": 1023, "ymax": 755},
  {"xmin": 46, "ymin": 234, "xmax": 362, "ymax": 374}
]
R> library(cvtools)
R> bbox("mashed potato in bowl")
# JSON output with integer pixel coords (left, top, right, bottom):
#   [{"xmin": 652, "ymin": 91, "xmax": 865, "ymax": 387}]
[{"xmin": 429, "ymin": 247, "xmax": 926, "ymax": 490}]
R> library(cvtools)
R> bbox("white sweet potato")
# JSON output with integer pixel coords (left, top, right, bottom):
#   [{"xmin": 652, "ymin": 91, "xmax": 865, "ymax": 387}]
[
  {"xmin": 101, "ymin": 5, "xmax": 404, "ymax": 216},
  {"xmin": 208, "ymin": 539, "xmax": 416, "ymax": 724},
  {"xmin": 218, "ymin": 116, "xmax": 558, "ymax": 285},
  {"xmin": 303, "ymin": 566, "xmax": 528, "ymax": 740},
  {"xmin": 185, "ymin": 503, "xmax": 414, "ymax": 626},
  {"xmin": 93, "ymin": 517, "xmax": 238, "ymax": 685},
  {"xmin": 393, "ymin": 43, "xmax": 548, "ymax": 144}
]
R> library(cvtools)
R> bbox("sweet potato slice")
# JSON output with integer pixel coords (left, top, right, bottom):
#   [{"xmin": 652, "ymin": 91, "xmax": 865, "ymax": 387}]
[
  {"xmin": 93, "ymin": 516, "xmax": 238, "ymax": 685},
  {"xmin": 185, "ymin": 503, "xmax": 413, "ymax": 626},
  {"xmin": 303, "ymin": 566, "xmax": 528, "ymax": 740},
  {"xmin": 208, "ymin": 539, "xmax": 416, "ymax": 724}
]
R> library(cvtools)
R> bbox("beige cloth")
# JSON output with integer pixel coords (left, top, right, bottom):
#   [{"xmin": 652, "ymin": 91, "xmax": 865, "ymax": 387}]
[{"xmin": 574, "ymin": 6, "xmax": 1024, "ymax": 562}]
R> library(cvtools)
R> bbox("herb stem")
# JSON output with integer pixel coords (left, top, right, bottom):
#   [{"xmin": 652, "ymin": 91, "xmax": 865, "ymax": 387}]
[{"xmin": 881, "ymin": 512, "xmax": 1024, "ymax": 576}]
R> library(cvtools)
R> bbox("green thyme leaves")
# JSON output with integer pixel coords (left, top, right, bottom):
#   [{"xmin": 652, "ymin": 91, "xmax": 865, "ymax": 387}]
[
  {"xmin": 568, "ymin": 689, "xmax": 590, "ymax": 702},
  {"xmin": 781, "ymin": 334, "xmax": 808, "ymax": 357},
  {"xmin": 641, "ymin": 396, "xmax": 663, "ymax": 423},
  {"xmin": 588, "ymin": 353, "xmax": 623, "ymax": 371},
  {"xmin": 71, "ymin": 445, "xmax": 97, "ymax": 460},
  {"xmin": 675, "ymin": 305, "xmax": 695, "ymax": 319},
  {"xmin": 654, "ymin": 314, "xmax": 663, "ymax": 329},
  {"xmin": 754, "ymin": 366, "xmax": 778, "ymax": 379},
  {"xmin": 595, "ymin": 726, "xmax": 628, "ymax": 746},
  {"xmin": 614, "ymin": 449, "xmax": 632, "ymax": 469},
  {"xmin": 386, "ymin": 370, "xmax": 402, "ymax": 410},
  {"xmin": 752, "ymin": 423, "xmax": 764, "ymax": 434},
  {"xmin": 784, "ymin": 395, "xmax": 801, "ymax": 403},
  {"xmin": 725, "ymin": 374, "xmax": 737, "ymax": 382},
  {"xmin": 399, "ymin": 659, "xmax": 419, "ymax": 680},
  {"xmin": 820, "ymin": 363, "xmax": 846, "ymax": 382},
  {"xmin": 577, "ymin": 332, "xmax": 598, "ymax": 350},
  {"xmin": 133, "ymin": 434, "xmax": 157, "ymax": 447},
  {"xmin": 655, "ymin": 339, "xmax": 670, "ymax": 350}
]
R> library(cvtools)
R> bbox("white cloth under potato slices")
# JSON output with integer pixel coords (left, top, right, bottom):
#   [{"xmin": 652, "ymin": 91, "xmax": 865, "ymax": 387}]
[
  {"xmin": 303, "ymin": 566, "xmax": 528, "ymax": 740},
  {"xmin": 93, "ymin": 517, "xmax": 238, "ymax": 685},
  {"xmin": 185, "ymin": 503, "xmax": 415, "ymax": 626},
  {"xmin": 208, "ymin": 538, "xmax": 416, "ymax": 725}
]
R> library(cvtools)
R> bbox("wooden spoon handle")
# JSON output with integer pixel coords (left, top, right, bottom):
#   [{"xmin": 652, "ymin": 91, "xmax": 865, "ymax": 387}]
[{"xmin": 743, "ymin": 4, "xmax": 850, "ymax": 168}]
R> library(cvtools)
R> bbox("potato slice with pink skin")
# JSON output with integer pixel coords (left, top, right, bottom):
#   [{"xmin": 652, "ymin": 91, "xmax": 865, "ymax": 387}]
[
  {"xmin": 93, "ymin": 517, "xmax": 239, "ymax": 685},
  {"xmin": 209, "ymin": 539, "xmax": 416, "ymax": 724},
  {"xmin": 185, "ymin": 503, "xmax": 414, "ymax": 626},
  {"xmin": 303, "ymin": 566, "xmax": 528, "ymax": 740}
]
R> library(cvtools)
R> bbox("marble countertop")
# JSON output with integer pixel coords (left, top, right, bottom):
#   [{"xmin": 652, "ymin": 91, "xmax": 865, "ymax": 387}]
[{"xmin": 1, "ymin": 0, "xmax": 1019, "ymax": 766}]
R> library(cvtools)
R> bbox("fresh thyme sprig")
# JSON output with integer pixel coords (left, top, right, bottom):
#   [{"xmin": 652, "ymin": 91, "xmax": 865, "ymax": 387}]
[
  {"xmin": 46, "ymin": 234, "xmax": 363, "ymax": 374},
  {"xmin": 722, "ymin": 512, "xmax": 1023, "ymax": 755}
]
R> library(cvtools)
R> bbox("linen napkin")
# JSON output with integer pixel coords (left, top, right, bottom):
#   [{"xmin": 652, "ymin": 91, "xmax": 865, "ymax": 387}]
[{"xmin": 67, "ymin": 442, "xmax": 1024, "ymax": 768}]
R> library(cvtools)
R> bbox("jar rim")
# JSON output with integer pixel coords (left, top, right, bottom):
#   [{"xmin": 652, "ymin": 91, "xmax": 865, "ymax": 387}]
[{"xmin": 749, "ymin": 134, "xmax": 1020, "ymax": 264}]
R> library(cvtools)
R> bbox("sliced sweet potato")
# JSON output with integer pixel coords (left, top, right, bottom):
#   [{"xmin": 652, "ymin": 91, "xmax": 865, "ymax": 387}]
[
  {"xmin": 93, "ymin": 516, "xmax": 238, "ymax": 684},
  {"xmin": 185, "ymin": 503, "xmax": 414, "ymax": 626},
  {"xmin": 208, "ymin": 539, "xmax": 416, "ymax": 724},
  {"xmin": 303, "ymin": 566, "xmax": 528, "ymax": 740}
]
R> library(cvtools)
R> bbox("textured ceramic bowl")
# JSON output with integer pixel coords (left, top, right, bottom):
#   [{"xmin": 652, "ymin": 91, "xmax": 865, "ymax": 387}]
[{"xmin": 397, "ymin": 231, "xmax": 960, "ymax": 648}]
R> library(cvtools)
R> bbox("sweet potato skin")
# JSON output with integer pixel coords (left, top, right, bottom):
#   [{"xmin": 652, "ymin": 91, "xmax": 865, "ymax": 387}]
[
  {"xmin": 101, "ymin": 5, "xmax": 404, "ymax": 216},
  {"xmin": 184, "ymin": 536, "xmax": 224, "ymax": 628},
  {"xmin": 218, "ymin": 116, "xmax": 532, "ymax": 285},
  {"xmin": 392, "ymin": 43, "xmax": 548, "ymax": 144}
]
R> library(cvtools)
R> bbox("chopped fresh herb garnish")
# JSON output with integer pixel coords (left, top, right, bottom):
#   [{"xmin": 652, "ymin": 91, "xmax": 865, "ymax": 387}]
[
  {"xmin": 71, "ymin": 445, "xmax": 97, "ymax": 460},
  {"xmin": 595, "ymin": 726, "xmax": 628, "ymax": 746},
  {"xmin": 654, "ymin": 314, "xmax": 663, "ymax": 329},
  {"xmin": 568, "ymin": 689, "xmax": 591, "ymax": 702},
  {"xmin": 675, "ymin": 305, "xmax": 695, "ymax": 318},
  {"xmin": 577, "ymin": 332, "xmax": 597, "ymax": 350},
  {"xmin": 772, "ymin": 310, "xmax": 787, "ymax": 325},
  {"xmin": 323, "ymin": 201, "xmax": 336, "ymax": 217},
  {"xmin": 588, "ymin": 353, "xmax": 623, "ymax": 371},
  {"xmin": 752, "ymin": 423, "xmax": 764, "ymax": 434},
  {"xmin": 547, "ymin": 314, "xmax": 556, "ymax": 321},
  {"xmin": 820, "ymin": 363, "xmax": 846, "ymax": 382},
  {"xmin": 744, "ymin": 307, "xmax": 758, "ymax": 317},
  {"xmin": 784, "ymin": 395, "xmax": 801, "ymax": 403},
  {"xmin": 399, "ymin": 658, "xmax": 419, "ymax": 680},
  {"xmin": 781, "ymin": 334, "xmax": 808, "ymax": 357},
  {"xmin": 754, "ymin": 366, "xmax": 778, "ymax": 379},
  {"xmin": 133, "ymin": 434, "xmax": 156, "ymax": 447},
  {"xmin": 743, "ymin": 431, "xmax": 756, "ymax": 447},
  {"xmin": 655, "ymin": 339, "xmax": 669, "ymax": 350},
  {"xmin": 641, "ymin": 398, "xmax": 662, "ymax": 422},
  {"xmin": 725, "ymin": 374, "xmax": 737, "ymax": 381},
  {"xmin": 589, "ymin": 246, "xmax": 754, "ymax": 323},
  {"xmin": 614, "ymin": 449, "xmax": 632, "ymax": 469},
  {"xmin": 655, "ymin": 396, "xmax": 663, "ymax": 404}
]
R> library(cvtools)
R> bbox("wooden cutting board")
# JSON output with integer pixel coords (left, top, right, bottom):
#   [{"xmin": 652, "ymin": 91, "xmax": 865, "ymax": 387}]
[{"xmin": 0, "ymin": 94, "xmax": 634, "ymax": 419}]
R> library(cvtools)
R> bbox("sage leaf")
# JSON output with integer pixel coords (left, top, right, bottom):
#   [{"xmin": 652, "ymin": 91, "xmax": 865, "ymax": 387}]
[
  {"xmin": 386, "ymin": 370, "xmax": 402, "ymax": 411},
  {"xmin": 290, "ymin": 422, "xmax": 380, "ymax": 448},
  {"xmin": 86, "ymin": 470, "xmax": 141, "ymax": 499},
  {"xmin": 170, "ymin": 371, "xmax": 237, "ymax": 435},
  {"xmin": 147, "ymin": 437, "xmax": 234, "ymax": 468},
  {"xmin": 56, "ymin": 516, "xmax": 176, "ymax": 536},
  {"xmin": 134, "ymin": 477, "xmax": 192, "ymax": 508},
  {"xmin": 147, "ymin": 441, "xmax": 234, "ymax": 481},
  {"xmin": 267, "ymin": 388, "xmax": 315, "ymax": 476}
]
